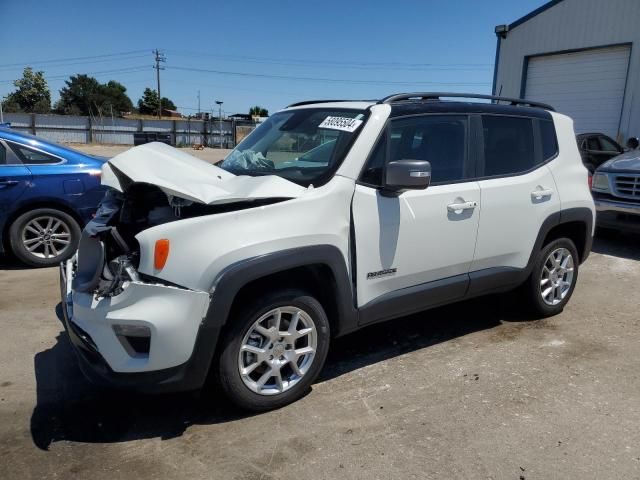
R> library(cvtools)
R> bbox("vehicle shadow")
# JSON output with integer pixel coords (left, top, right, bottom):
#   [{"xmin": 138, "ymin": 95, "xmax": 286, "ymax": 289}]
[
  {"xmin": 32, "ymin": 295, "xmax": 519, "ymax": 450},
  {"xmin": 591, "ymin": 231, "xmax": 640, "ymax": 261},
  {"xmin": 0, "ymin": 254, "xmax": 31, "ymax": 271}
]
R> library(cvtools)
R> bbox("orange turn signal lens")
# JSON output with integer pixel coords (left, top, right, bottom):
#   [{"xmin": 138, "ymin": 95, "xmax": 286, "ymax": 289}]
[{"xmin": 154, "ymin": 239, "xmax": 170, "ymax": 270}]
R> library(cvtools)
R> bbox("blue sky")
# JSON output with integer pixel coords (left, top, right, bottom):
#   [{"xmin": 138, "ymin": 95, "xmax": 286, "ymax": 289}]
[{"xmin": 0, "ymin": 0, "xmax": 545, "ymax": 116}]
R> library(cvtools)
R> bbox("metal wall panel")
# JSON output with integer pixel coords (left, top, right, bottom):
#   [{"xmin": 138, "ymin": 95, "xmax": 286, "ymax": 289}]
[
  {"xmin": 3, "ymin": 113, "xmax": 31, "ymax": 128},
  {"xmin": 142, "ymin": 120, "xmax": 172, "ymax": 132},
  {"xmin": 494, "ymin": 0, "xmax": 640, "ymax": 140},
  {"xmin": 1, "ymin": 114, "xmax": 238, "ymax": 147},
  {"xmin": 35, "ymin": 114, "xmax": 87, "ymax": 129},
  {"xmin": 36, "ymin": 128, "xmax": 89, "ymax": 144}
]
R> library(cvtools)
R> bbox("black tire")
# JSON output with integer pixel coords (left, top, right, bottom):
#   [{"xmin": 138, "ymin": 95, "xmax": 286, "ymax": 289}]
[
  {"xmin": 217, "ymin": 289, "xmax": 330, "ymax": 411},
  {"xmin": 522, "ymin": 238, "xmax": 579, "ymax": 318},
  {"xmin": 8, "ymin": 208, "xmax": 81, "ymax": 267}
]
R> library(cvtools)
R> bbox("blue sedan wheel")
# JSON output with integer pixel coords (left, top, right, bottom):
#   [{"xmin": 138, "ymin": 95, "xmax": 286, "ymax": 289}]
[{"xmin": 9, "ymin": 208, "xmax": 81, "ymax": 267}]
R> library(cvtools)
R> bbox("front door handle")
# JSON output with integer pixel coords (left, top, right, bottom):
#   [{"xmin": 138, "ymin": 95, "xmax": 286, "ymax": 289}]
[
  {"xmin": 0, "ymin": 180, "xmax": 19, "ymax": 188},
  {"xmin": 531, "ymin": 187, "xmax": 554, "ymax": 200},
  {"xmin": 447, "ymin": 200, "xmax": 478, "ymax": 213}
]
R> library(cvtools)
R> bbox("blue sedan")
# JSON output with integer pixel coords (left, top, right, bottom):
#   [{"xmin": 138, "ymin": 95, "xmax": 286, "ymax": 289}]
[{"xmin": 0, "ymin": 128, "xmax": 107, "ymax": 266}]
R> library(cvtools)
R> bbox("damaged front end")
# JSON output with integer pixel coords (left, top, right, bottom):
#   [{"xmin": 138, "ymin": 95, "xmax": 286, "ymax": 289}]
[
  {"xmin": 59, "ymin": 142, "xmax": 308, "ymax": 382},
  {"xmin": 73, "ymin": 142, "xmax": 307, "ymax": 298}
]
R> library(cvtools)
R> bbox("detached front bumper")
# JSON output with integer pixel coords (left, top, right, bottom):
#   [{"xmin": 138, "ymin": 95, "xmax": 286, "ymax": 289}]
[
  {"xmin": 59, "ymin": 259, "xmax": 218, "ymax": 393},
  {"xmin": 594, "ymin": 198, "xmax": 640, "ymax": 232}
]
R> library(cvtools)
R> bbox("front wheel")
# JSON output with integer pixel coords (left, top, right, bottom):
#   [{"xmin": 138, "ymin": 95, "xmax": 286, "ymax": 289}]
[
  {"xmin": 523, "ymin": 238, "xmax": 580, "ymax": 317},
  {"xmin": 217, "ymin": 290, "xmax": 330, "ymax": 411}
]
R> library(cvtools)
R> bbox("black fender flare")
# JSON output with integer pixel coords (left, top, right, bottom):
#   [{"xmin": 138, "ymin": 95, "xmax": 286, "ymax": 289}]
[
  {"xmin": 182, "ymin": 245, "xmax": 358, "ymax": 389},
  {"xmin": 204, "ymin": 244, "xmax": 357, "ymax": 333}
]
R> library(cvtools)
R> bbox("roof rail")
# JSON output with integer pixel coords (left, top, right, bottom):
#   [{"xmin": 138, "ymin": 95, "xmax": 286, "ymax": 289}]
[
  {"xmin": 378, "ymin": 92, "xmax": 555, "ymax": 111},
  {"xmin": 287, "ymin": 99, "xmax": 374, "ymax": 108}
]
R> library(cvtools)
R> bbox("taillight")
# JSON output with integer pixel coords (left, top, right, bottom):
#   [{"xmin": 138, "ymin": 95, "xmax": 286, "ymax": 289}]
[
  {"xmin": 588, "ymin": 174, "xmax": 593, "ymax": 190},
  {"xmin": 154, "ymin": 239, "xmax": 170, "ymax": 270}
]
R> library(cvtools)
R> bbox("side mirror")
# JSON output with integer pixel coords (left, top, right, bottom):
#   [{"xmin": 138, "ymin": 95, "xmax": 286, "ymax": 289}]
[
  {"xmin": 626, "ymin": 137, "xmax": 639, "ymax": 150},
  {"xmin": 384, "ymin": 159, "xmax": 431, "ymax": 193}
]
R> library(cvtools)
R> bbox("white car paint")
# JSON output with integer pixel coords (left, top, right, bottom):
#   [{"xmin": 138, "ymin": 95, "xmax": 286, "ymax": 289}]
[
  {"xmin": 353, "ymin": 181, "xmax": 481, "ymax": 306},
  {"xmin": 71, "ymin": 282, "xmax": 210, "ymax": 372},
  {"xmin": 65, "ymin": 100, "xmax": 595, "ymax": 378},
  {"xmin": 547, "ymin": 112, "xmax": 596, "ymax": 229},
  {"xmin": 103, "ymin": 142, "xmax": 307, "ymax": 204},
  {"xmin": 471, "ymin": 166, "xmax": 560, "ymax": 271},
  {"xmin": 134, "ymin": 175, "xmax": 355, "ymax": 293}
]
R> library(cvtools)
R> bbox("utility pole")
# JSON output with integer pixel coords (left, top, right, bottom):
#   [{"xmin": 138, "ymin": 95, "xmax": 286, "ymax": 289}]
[
  {"xmin": 0, "ymin": 96, "xmax": 4, "ymax": 124},
  {"xmin": 197, "ymin": 91, "xmax": 201, "ymax": 116},
  {"xmin": 215, "ymin": 100, "xmax": 223, "ymax": 148},
  {"xmin": 153, "ymin": 49, "xmax": 166, "ymax": 119}
]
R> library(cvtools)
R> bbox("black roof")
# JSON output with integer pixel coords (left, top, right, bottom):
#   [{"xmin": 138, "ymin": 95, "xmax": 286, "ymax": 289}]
[
  {"xmin": 388, "ymin": 100, "xmax": 553, "ymax": 120},
  {"xmin": 287, "ymin": 92, "xmax": 554, "ymax": 120}
]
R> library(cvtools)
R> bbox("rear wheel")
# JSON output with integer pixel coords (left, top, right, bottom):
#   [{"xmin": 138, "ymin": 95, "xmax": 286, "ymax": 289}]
[
  {"xmin": 523, "ymin": 238, "xmax": 579, "ymax": 317},
  {"xmin": 8, "ymin": 208, "xmax": 81, "ymax": 267},
  {"xmin": 217, "ymin": 289, "xmax": 330, "ymax": 411}
]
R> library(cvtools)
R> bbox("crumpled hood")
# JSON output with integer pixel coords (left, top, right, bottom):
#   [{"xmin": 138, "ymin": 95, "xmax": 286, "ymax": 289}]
[
  {"xmin": 598, "ymin": 150, "xmax": 640, "ymax": 173},
  {"xmin": 101, "ymin": 142, "xmax": 308, "ymax": 204}
]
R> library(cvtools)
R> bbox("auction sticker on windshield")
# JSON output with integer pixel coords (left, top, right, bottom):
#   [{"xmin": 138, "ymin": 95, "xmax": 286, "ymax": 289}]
[{"xmin": 318, "ymin": 116, "xmax": 363, "ymax": 132}]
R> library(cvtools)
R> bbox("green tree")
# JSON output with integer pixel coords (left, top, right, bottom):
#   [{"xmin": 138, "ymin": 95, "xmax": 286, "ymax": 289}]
[
  {"xmin": 5, "ymin": 67, "xmax": 51, "ymax": 113},
  {"xmin": 99, "ymin": 81, "xmax": 134, "ymax": 113},
  {"xmin": 55, "ymin": 75, "xmax": 134, "ymax": 116},
  {"xmin": 137, "ymin": 88, "xmax": 177, "ymax": 115},
  {"xmin": 137, "ymin": 87, "xmax": 159, "ymax": 114},
  {"xmin": 249, "ymin": 105, "xmax": 268, "ymax": 117},
  {"xmin": 161, "ymin": 97, "xmax": 176, "ymax": 111}
]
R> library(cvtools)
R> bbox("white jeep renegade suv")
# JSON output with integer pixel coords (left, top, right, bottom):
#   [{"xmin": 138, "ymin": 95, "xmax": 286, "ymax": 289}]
[{"xmin": 60, "ymin": 93, "xmax": 595, "ymax": 411}]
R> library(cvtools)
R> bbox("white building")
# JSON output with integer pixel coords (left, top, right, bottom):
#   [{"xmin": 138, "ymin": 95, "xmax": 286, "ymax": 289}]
[{"xmin": 492, "ymin": 0, "xmax": 640, "ymax": 142}]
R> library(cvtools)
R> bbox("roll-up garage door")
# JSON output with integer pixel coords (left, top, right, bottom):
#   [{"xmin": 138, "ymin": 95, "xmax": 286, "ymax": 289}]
[{"xmin": 524, "ymin": 45, "xmax": 630, "ymax": 139}]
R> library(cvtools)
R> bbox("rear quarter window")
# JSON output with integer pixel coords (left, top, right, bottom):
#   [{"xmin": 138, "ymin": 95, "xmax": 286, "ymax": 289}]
[{"xmin": 539, "ymin": 120, "xmax": 558, "ymax": 160}]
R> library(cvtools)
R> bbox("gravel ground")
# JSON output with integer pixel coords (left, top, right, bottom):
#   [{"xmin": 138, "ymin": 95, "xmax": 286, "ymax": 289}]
[
  {"xmin": 70, "ymin": 144, "xmax": 231, "ymax": 163},
  {"xmin": 0, "ymin": 233, "xmax": 639, "ymax": 479}
]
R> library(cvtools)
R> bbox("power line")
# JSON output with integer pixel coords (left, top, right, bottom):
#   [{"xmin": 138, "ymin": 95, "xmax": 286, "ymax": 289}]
[
  {"xmin": 0, "ymin": 53, "xmax": 149, "ymax": 73},
  {"xmin": 166, "ymin": 49, "xmax": 494, "ymax": 71},
  {"xmin": 168, "ymin": 65, "xmax": 490, "ymax": 86},
  {"xmin": 0, "ymin": 50, "xmax": 150, "ymax": 69},
  {"xmin": 0, "ymin": 66, "xmax": 150, "ymax": 84}
]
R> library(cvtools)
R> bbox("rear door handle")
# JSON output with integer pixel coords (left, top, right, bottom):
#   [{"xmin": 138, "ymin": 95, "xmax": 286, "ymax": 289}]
[
  {"xmin": 447, "ymin": 200, "xmax": 478, "ymax": 212},
  {"xmin": 531, "ymin": 187, "xmax": 554, "ymax": 200}
]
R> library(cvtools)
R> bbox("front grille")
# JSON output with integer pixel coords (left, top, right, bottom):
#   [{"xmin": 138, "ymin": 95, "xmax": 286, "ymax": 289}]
[{"xmin": 614, "ymin": 174, "xmax": 640, "ymax": 200}]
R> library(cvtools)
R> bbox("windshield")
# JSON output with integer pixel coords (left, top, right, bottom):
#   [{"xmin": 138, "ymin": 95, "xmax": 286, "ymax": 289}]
[{"xmin": 220, "ymin": 108, "xmax": 368, "ymax": 186}]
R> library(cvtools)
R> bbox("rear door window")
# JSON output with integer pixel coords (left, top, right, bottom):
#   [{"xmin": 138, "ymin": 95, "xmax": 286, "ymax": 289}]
[
  {"xmin": 598, "ymin": 136, "xmax": 620, "ymax": 152},
  {"xmin": 586, "ymin": 137, "xmax": 600, "ymax": 151},
  {"xmin": 0, "ymin": 141, "xmax": 23, "ymax": 165},
  {"xmin": 481, "ymin": 115, "xmax": 535, "ymax": 176},
  {"xmin": 8, "ymin": 143, "xmax": 61, "ymax": 165}
]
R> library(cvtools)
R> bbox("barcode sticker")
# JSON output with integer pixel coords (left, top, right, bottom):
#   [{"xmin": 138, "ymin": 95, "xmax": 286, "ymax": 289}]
[{"xmin": 318, "ymin": 116, "xmax": 363, "ymax": 132}]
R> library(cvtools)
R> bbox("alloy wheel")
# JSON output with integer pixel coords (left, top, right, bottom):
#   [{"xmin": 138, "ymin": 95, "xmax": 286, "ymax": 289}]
[
  {"xmin": 238, "ymin": 306, "xmax": 317, "ymax": 396},
  {"xmin": 21, "ymin": 215, "xmax": 72, "ymax": 260},
  {"xmin": 539, "ymin": 247, "xmax": 575, "ymax": 306}
]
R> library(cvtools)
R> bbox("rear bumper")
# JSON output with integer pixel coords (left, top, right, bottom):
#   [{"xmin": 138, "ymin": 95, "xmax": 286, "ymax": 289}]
[
  {"xmin": 59, "ymin": 260, "xmax": 220, "ymax": 393},
  {"xmin": 594, "ymin": 198, "xmax": 640, "ymax": 232}
]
